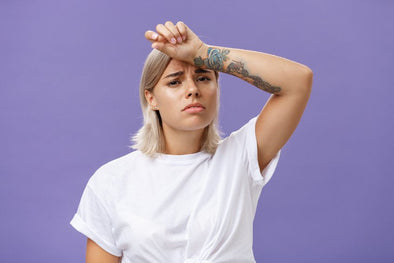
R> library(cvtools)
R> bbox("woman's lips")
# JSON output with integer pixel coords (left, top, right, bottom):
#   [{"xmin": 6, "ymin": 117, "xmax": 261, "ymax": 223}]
[{"xmin": 182, "ymin": 103, "xmax": 205, "ymax": 113}]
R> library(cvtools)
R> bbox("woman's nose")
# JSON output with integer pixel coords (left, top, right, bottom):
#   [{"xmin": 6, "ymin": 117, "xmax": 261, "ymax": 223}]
[
  {"xmin": 186, "ymin": 81, "xmax": 200, "ymax": 98},
  {"xmin": 187, "ymin": 91, "xmax": 200, "ymax": 98}
]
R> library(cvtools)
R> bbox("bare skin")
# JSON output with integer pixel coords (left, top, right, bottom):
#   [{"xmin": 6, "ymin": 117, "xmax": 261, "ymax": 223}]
[
  {"xmin": 86, "ymin": 238, "xmax": 120, "ymax": 263},
  {"xmin": 86, "ymin": 21, "xmax": 313, "ymax": 261}
]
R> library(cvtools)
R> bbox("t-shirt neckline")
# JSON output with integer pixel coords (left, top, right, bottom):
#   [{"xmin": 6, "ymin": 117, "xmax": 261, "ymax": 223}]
[{"xmin": 155, "ymin": 151, "xmax": 211, "ymax": 165}]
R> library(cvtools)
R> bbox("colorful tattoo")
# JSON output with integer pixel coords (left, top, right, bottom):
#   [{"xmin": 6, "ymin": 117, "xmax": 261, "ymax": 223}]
[
  {"xmin": 194, "ymin": 47, "xmax": 281, "ymax": 94},
  {"xmin": 194, "ymin": 47, "xmax": 230, "ymax": 71}
]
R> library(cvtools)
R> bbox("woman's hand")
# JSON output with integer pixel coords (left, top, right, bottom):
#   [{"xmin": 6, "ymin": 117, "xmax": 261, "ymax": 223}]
[{"xmin": 145, "ymin": 21, "xmax": 207, "ymax": 65}]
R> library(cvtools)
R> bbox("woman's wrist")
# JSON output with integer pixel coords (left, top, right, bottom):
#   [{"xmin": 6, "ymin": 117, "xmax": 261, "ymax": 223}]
[
  {"xmin": 193, "ymin": 45, "xmax": 232, "ymax": 73},
  {"xmin": 193, "ymin": 43, "xmax": 209, "ymax": 68}
]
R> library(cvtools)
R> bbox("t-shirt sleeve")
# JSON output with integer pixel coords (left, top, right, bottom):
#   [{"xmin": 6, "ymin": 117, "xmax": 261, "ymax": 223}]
[
  {"xmin": 70, "ymin": 182, "xmax": 122, "ymax": 257},
  {"xmin": 243, "ymin": 117, "xmax": 281, "ymax": 186}
]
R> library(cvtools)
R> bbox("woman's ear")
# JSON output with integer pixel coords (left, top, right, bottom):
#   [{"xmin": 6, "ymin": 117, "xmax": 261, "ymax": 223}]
[{"xmin": 144, "ymin": 90, "xmax": 158, "ymax": 110}]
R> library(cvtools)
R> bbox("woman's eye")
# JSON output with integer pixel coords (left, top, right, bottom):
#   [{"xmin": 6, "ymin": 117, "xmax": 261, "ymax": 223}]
[
  {"xmin": 168, "ymin": 80, "xmax": 181, "ymax": 86},
  {"xmin": 197, "ymin": 76, "xmax": 211, "ymax": 82}
]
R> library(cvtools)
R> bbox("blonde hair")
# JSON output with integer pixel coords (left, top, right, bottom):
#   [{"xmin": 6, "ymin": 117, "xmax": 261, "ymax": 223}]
[{"xmin": 131, "ymin": 49, "xmax": 221, "ymax": 156}]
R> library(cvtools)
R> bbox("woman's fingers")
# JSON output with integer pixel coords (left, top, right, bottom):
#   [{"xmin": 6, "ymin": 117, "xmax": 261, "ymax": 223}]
[
  {"xmin": 176, "ymin": 21, "xmax": 187, "ymax": 41},
  {"xmin": 145, "ymin": 21, "xmax": 194, "ymax": 53},
  {"xmin": 156, "ymin": 23, "xmax": 176, "ymax": 44},
  {"xmin": 153, "ymin": 21, "xmax": 187, "ymax": 44},
  {"xmin": 164, "ymin": 21, "xmax": 183, "ymax": 44},
  {"xmin": 145, "ymin": 29, "xmax": 171, "ymax": 50},
  {"xmin": 145, "ymin": 30, "xmax": 158, "ymax": 41}
]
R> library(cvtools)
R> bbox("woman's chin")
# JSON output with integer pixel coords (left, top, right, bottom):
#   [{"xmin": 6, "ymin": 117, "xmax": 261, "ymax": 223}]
[{"xmin": 182, "ymin": 119, "xmax": 212, "ymax": 131}]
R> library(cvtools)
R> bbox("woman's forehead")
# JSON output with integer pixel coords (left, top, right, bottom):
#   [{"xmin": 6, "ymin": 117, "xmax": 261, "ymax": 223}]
[
  {"xmin": 162, "ymin": 59, "xmax": 215, "ymax": 77},
  {"xmin": 164, "ymin": 59, "xmax": 193, "ymax": 72}
]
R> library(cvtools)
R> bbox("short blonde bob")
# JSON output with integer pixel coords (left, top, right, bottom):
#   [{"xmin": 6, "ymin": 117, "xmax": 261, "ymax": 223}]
[{"xmin": 131, "ymin": 49, "xmax": 221, "ymax": 156}]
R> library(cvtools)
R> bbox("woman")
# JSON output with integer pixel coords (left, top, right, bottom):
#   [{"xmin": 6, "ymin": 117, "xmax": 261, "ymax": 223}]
[{"xmin": 71, "ymin": 21, "xmax": 313, "ymax": 263}]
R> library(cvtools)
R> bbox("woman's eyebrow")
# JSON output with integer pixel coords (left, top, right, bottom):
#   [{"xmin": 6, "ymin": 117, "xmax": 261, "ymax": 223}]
[
  {"xmin": 164, "ymin": 68, "xmax": 212, "ymax": 79},
  {"xmin": 164, "ymin": 71, "xmax": 184, "ymax": 79},
  {"xmin": 195, "ymin": 68, "xmax": 212, "ymax": 74}
]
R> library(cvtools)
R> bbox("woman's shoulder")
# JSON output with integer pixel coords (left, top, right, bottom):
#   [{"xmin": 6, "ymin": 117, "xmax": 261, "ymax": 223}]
[
  {"xmin": 98, "ymin": 150, "xmax": 142, "ymax": 171},
  {"xmin": 87, "ymin": 150, "xmax": 144, "ymax": 190}
]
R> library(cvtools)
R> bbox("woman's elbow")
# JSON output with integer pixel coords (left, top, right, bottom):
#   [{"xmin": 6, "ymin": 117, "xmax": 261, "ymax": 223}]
[{"xmin": 298, "ymin": 65, "xmax": 313, "ymax": 94}]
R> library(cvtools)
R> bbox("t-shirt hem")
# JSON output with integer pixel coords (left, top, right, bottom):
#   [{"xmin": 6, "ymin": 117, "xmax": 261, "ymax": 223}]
[{"xmin": 70, "ymin": 213, "xmax": 122, "ymax": 257}]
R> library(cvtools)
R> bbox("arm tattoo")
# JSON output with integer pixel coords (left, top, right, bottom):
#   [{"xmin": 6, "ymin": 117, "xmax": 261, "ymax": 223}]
[
  {"xmin": 194, "ymin": 47, "xmax": 281, "ymax": 94},
  {"xmin": 227, "ymin": 60, "xmax": 281, "ymax": 94},
  {"xmin": 194, "ymin": 47, "xmax": 230, "ymax": 71}
]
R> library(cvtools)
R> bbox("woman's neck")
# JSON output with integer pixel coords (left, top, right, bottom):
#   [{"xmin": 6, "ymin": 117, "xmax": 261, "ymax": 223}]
[{"xmin": 162, "ymin": 124, "xmax": 205, "ymax": 155}]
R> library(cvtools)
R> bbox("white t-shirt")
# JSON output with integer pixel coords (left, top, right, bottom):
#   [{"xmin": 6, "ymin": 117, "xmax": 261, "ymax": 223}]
[{"xmin": 70, "ymin": 117, "xmax": 280, "ymax": 263}]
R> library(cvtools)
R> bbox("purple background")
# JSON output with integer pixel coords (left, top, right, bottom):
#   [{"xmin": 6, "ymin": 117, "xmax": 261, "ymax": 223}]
[{"xmin": 1, "ymin": 0, "xmax": 393, "ymax": 262}]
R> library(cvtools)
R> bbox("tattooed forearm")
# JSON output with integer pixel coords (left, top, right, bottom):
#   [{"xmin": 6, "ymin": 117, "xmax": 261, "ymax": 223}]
[
  {"xmin": 194, "ymin": 47, "xmax": 230, "ymax": 71},
  {"xmin": 194, "ymin": 47, "xmax": 281, "ymax": 94},
  {"xmin": 227, "ymin": 60, "xmax": 281, "ymax": 94}
]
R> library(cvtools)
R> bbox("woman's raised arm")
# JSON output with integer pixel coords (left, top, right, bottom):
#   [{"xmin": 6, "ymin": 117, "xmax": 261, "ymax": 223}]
[
  {"xmin": 146, "ymin": 21, "xmax": 313, "ymax": 171},
  {"xmin": 197, "ymin": 45, "xmax": 313, "ymax": 170}
]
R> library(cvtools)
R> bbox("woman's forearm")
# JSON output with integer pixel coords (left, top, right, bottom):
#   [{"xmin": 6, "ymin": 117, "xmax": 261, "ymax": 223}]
[{"xmin": 194, "ymin": 45, "xmax": 313, "ymax": 96}]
